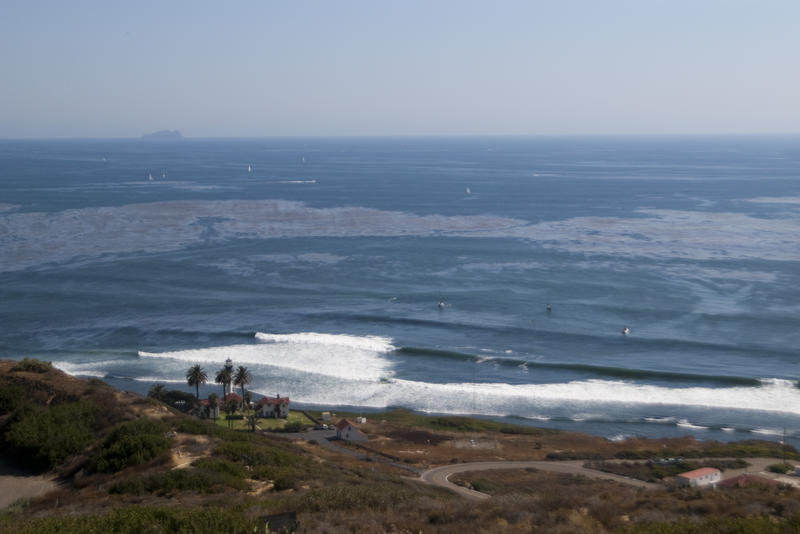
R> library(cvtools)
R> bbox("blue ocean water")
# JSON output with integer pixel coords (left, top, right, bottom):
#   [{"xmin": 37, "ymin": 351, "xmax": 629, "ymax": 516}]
[{"xmin": 1, "ymin": 136, "xmax": 799, "ymax": 446}]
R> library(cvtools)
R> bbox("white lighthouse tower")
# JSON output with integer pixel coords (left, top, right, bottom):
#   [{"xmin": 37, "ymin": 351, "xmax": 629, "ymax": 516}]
[{"xmin": 224, "ymin": 358, "xmax": 234, "ymax": 395}]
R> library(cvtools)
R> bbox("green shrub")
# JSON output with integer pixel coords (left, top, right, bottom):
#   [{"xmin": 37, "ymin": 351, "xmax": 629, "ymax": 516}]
[
  {"xmin": 4, "ymin": 400, "xmax": 97, "ymax": 471},
  {"xmin": 9, "ymin": 358, "xmax": 52, "ymax": 373},
  {"xmin": 470, "ymin": 478, "xmax": 500, "ymax": 493},
  {"xmin": 768, "ymin": 462, "xmax": 794, "ymax": 474},
  {"xmin": 110, "ymin": 466, "xmax": 250, "ymax": 495},
  {"xmin": 277, "ymin": 421, "xmax": 305, "ymax": 433},
  {"xmin": 91, "ymin": 419, "xmax": 171, "ymax": 473},
  {"xmin": 293, "ymin": 482, "xmax": 419, "ymax": 512},
  {"xmin": 0, "ymin": 384, "xmax": 25, "ymax": 415},
  {"xmin": 215, "ymin": 441, "xmax": 302, "ymax": 468},
  {"xmin": 192, "ymin": 457, "xmax": 247, "ymax": 479},
  {"xmin": 1, "ymin": 505, "xmax": 264, "ymax": 534}
]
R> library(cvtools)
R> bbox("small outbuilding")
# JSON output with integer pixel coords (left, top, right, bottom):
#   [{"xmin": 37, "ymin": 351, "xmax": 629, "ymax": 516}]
[
  {"xmin": 334, "ymin": 418, "xmax": 368, "ymax": 442},
  {"xmin": 676, "ymin": 467, "xmax": 721, "ymax": 487},
  {"xmin": 256, "ymin": 395, "xmax": 290, "ymax": 419}
]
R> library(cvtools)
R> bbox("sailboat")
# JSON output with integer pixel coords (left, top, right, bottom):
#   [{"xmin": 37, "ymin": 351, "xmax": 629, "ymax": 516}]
[
  {"xmin": 248, "ymin": 164, "xmax": 252, "ymax": 173},
  {"xmin": 466, "ymin": 187, "xmax": 471, "ymax": 194},
  {"xmin": 148, "ymin": 173, "xmax": 153, "ymax": 181}
]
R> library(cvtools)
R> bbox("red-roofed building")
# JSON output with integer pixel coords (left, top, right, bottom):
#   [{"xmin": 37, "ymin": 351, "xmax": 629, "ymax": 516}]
[
  {"xmin": 676, "ymin": 467, "xmax": 721, "ymax": 487},
  {"xmin": 256, "ymin": 395, "xmax": 290, "ymax": 419},
  {"xmin": 334, "ymin": 419, "xmax": 367, "ymax": 442}
]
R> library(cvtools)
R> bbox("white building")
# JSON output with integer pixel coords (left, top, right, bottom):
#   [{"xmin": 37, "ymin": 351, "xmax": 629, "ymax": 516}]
[
  {"xmin": 256, "ymin": 395, "xmax": 290, "ymax": 418},
  {"xmin": 334, "ymin": 418, "xmax": 367, "ymax": 442},
  {"xmin": 676, "ymin": 467, "xmax": 721, "ymax": 487}
]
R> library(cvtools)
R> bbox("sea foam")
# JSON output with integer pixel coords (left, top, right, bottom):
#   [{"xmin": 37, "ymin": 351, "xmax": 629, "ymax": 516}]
[{"xmin": 139, "ymin": 332, "xmax": 395, "ymax": 381}]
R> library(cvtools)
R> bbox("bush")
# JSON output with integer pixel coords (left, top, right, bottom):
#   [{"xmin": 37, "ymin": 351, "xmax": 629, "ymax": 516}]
[
  {"xmin": 293, "ymin": 482, "xmax": 419, "ymax": 512},
  {"xmin": 277, "ymin": 421, "xmax": 305, "ymax": 433},
  {"xmin": 192, "ymin": 457, "xmax": 247, "ymax": 479},
  {"xmin": 0, "ymin": 384, "xmax": 25, "ymax": 415},
  {"xmin": 9, "ymin": 358, "xmax": 53, "ymax": 373},
  {"xmin": 91, "ymin": 419, "xmax": 171, "ymax": 473},
  {"xmin": 4, "ymin": 400, "xmax": 97, "ymax": 471},
  {"xmin": 110, "ymin": 467, "xmax": 249, "ymax": 495},
  {"xmin": 470, "ymin": 478, "xmax": 500, "ymax": 493},
  {"xmin": 1, "ymin": 505, "xmax": 264, "ymax": 534},
  {"xmin": 768, "ymin": 463, "xmax": 794, "ymax": 474}
]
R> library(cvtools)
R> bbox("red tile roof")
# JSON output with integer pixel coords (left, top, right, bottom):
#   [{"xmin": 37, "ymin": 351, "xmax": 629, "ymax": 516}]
[
  {"xmin": 257, "ymin": 396, "xmax": 290, "ymax": 406},
  {"xmin": 223, "ymin": 393, "xmax": 243, "ymax": 403},
  {"xmin": 677, "ymin": 467, "xmax": 720, "ymax": 479},
  {"xmin": 335, "ymin": 418, "xmax": 356, "ymax": 430}
]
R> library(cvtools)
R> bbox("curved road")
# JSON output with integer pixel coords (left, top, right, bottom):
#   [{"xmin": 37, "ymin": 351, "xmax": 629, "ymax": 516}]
[{"xmin": 420, "ymin": 460, "xmax": 660, "ymax": 500}]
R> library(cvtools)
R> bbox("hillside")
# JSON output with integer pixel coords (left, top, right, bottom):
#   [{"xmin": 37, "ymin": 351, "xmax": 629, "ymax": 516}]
[{"xmin": 1, "ymin": 360, "xmax": 799, "ymax": 533}]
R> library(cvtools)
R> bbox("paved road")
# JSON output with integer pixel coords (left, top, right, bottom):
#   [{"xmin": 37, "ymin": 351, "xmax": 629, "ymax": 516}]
[
  {"xmin": 420, "ymin": 461, "xmax": 661, "ymax": 500},
  {"xmin": 420, "ymin": 457, "xmax": 792, "ymax": 500}
]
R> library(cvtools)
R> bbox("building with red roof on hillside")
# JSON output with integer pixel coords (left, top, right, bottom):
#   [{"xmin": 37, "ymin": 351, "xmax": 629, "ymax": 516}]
[
  {"xmin": 256, "ymin": 394, "xmax": 290, "ymax": 418},
  {"xmin": 676, "ymin": 467, "xmax": 721, "ymax": 487},
  {"xmin": 334, "ymin": 419, "xmax": 367, "ymax": 442}
]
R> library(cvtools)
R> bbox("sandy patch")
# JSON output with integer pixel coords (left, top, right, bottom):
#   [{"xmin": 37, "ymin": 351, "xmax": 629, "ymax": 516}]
[{"xmin": 0, "ymin": 459, "xmax": 59, "ymax": 509}]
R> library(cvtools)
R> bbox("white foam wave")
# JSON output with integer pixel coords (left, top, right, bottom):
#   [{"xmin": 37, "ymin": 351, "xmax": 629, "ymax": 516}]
[
  {"xmin": 254, "ymin": 332, "xmax": 395, "ymax": 353},
  {"xmin": 676, "ymin": 419, "xmax": 708, "ymax": 430},
  {"xmin": 134, "ymin": 377, "xmax": 186, "ymax": 384},
  {"xmin": 644, "ymin": 417, "xmax": 678, "ymax": 424},
  {"xmin": 747, "ymin": 196, "xmax": 800, "ymax": 205},
  {"xmin": 610, "ymin": 434, "xmax": 632, "ymax": 442},
  {"xmin": 53, "ymin": 360, "xmax": 117, "ymax": 378},
  {"xmin": 721, "ymin": 427, "xmax": 736, "ymax": 432},
  {"xmin": 139, "ymin": 332, "xmax": 395, "ymax": 381},
  {"xmin": 751, "ymin": 428, "xmax": 783, "ymax": 436},
  {"xmin": 256, "ymin": 377, "xmax": 800, "ymax": 418}
]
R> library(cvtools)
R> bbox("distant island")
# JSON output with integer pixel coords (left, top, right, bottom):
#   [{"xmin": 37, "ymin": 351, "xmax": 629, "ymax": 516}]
[{"xmin": 140, "ymin": 130, "xmax": 183, "ymax": 141}]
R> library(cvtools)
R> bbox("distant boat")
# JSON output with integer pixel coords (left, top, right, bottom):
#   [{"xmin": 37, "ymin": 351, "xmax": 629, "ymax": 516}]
[
  {"xmin": 302, "ymin": 156, "xmax": 306, "ymax": 164},
  {"xmin": 161, "ymin": 171, "xmax": 166, "ymax": 179},
  {"xmin": 546, "ymin": 303, "xmax": 552, "ymax": 313},
  {"xmin": 248, "ymin": 164, "xmax": 252, "ymax": 173},
  {"xmin": 622, "ymin": 327, "xmax": 630, "ymax": 335},
  {"xmin": 438, "ymin": 300, "xmax": 446, "ymax": 309},
  {"xmin": 148, "ymin": 173, "xmax": 153, "ymax": 181},
  {"xmin": 466, "ymin": 187, "xmax": 471, "ymax": 194}
]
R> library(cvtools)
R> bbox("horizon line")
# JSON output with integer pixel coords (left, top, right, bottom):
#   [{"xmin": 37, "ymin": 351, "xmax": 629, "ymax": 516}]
[{"xmin": 2, "ymin": 131, "xmax": 800, "ymax": 142}]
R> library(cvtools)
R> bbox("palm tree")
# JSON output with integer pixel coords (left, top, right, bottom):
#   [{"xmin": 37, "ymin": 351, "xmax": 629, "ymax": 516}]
[
  {"xmin": 207, "ymin": 392, "xmax": 219, "ymax": 421},
  {"xmin": 186, "ymin": 364, "xmax": 207, "ymax": 399},
  {"xmin": 233, "ymin": 365, "xmax": 252, "ymax": 404},
  {"xmin": 223, "ymin": 398, "xmax": 239, "ymax": 428},
  {"xmin": 215, "ymin": 367, "xmax": 232, "ymax": 399}
]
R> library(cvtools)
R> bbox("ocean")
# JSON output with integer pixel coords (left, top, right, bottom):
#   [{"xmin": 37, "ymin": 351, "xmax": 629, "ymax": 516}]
[{"xmin": 1, "ymin": 135, "xmax": 799, "ymax": 446}]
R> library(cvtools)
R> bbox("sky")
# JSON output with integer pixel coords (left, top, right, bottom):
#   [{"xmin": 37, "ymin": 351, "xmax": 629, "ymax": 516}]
[{"xmin": 1, "ymin": 0, "xmax": 798, "ymax": 138}]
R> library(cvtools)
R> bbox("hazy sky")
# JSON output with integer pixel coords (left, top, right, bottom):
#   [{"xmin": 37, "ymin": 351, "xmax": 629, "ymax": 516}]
[{"xmin": 1, "ymin": 1, "xmax": 798, "ymax": 138}]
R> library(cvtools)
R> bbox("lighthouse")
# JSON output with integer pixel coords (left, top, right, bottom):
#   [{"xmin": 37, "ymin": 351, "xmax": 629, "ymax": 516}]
[{"xmin": 224, "ymin": 358, "xmax": 234, "ymax": 395}]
